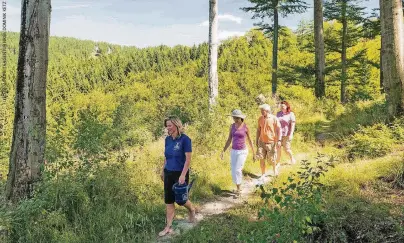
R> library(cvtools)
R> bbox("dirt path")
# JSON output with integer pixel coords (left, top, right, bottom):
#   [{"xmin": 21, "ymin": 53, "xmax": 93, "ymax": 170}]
[
  {"xmin": 154, "ymin": 176, "xmax": 265, "ymax": 243},
  {"xmin": 153, "ymin": 152, "xmax": 310, "ymax": 243},
  {"xmin": 152, "ymin": 153, "xmax": 308, "ymax": 243}
]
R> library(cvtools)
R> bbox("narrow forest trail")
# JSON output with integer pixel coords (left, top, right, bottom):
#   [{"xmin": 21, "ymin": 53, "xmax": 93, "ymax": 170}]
[{"xmin": 153, "ymin": 152, "xmax": 310, "ymax": 243}]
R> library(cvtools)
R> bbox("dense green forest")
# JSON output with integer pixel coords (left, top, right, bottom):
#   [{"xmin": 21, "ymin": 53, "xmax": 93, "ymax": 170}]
[
  {"xmin": 0, "ymin": 15, "xmax": 403, "ymax": 242},
  {"xmin": 0, "ymin": 21, "xmax": 381, "ymax": 169}
]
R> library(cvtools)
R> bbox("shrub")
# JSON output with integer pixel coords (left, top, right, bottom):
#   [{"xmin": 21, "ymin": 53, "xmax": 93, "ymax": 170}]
[
  {"xmin": 347, "ymin": 124, "xmax": 395, "ymax": 160},
  {"xmin": 240, "ymin": 154, "xmax": 334, "ymax": 242},
  {"xmin": 390, "ymin": 117, "xmax": 404, "ymax": 141},
  {"xmin": 4, "ymin": 156, "xmax": 163, "ymax": 243},
  {"xmin": 330, "ymin": 99, "xmax": 387, "ymax": 136}
]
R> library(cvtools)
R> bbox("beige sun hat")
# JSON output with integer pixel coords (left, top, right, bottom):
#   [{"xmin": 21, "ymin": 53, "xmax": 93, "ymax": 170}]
[{"xmin": 229, "ymin": 109, "xmax": 246, "ymax": 119}]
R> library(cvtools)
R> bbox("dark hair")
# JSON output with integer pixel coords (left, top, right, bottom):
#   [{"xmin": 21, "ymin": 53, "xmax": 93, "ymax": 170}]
[
  {"xmin": 280, "ymin": 101, "xmax": 292, "ymax": 113},
  {"xmin": 233, "ymin": 117, "xmax": 244, "ymax": 122}
]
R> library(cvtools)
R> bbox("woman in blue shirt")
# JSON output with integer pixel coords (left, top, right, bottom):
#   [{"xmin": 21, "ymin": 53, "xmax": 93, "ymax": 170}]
[{"xmin": 159, "ymin": 116, "xmax": 196, "ymax": 237}]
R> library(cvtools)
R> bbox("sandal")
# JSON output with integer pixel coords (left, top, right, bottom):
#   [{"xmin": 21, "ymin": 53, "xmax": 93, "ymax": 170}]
[{"xmin": 158, "ymin": 226, "xmax": 173, "ymax": 237}]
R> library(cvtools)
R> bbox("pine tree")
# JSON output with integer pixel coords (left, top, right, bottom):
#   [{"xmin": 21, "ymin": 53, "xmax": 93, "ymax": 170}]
[
  {"xmin": 242, "ymin": 0, "xmax": 308, "ymax": 96},
  {"xmin": 314, "ymin": 0, "xmax": 326, "ymax": 98},
  {"xmin": 324, "ymin": 0, "xmax": 366, "ymax": 103}
]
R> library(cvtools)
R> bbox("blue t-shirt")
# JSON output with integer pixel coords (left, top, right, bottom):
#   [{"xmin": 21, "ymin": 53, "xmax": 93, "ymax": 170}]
[{"xmin": 164, "ymin": 134, "xmax": 192, "ymax": 171}]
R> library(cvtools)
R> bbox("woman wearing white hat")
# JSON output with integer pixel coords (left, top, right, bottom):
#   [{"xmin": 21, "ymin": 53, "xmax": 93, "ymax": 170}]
[{"xmin": 220, "ymin": 109, "xmax": 255, "ymax": 196}]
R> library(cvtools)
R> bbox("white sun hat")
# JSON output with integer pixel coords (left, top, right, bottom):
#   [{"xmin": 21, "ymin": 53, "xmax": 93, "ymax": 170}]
[{"xmin": 229, "ymin": 109, "xmax": 246, "ymax": 119}]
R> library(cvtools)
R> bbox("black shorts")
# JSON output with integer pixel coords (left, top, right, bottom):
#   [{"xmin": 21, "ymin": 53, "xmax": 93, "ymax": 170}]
[{"xmin": 164, "ymin": 169, "xmax": 189, "ymax": 204}]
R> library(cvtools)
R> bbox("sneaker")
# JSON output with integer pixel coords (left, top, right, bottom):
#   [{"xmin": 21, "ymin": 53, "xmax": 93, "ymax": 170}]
[
  {"xmin": 255, "ymin": 176, "xmax": 265, "ymax": 185},
  {"xmin": 274, "ymin": 164, "xmax": 280, "ymax": 176},
  {"xmin": 233, "ymin": 189, "xmax": 241, "ymax": 199}
]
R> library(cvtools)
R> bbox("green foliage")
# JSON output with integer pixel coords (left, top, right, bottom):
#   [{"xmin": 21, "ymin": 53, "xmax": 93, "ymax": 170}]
[
  {"xmin": 347, "ymin": 123, "xmax": 395, "ymax": 160},
  {"xmin": 390, "ymin": 117, "xmax": 404, "ymax": 141},
  {"xmin": 3, "ymin": 157, "xmax": 164, "ymax": 243},
  {"xmin": 321, "ymin": 196, "xmax": 404, "ymax": 242},
  {"xmin": 241, "ymin": 155, "xmax": 334, "ymax": 242},
  {"xmin": 0, "ymin": 23, "xmax": 395, "ymax": 243},
  {"xmin": 242, "ymin": 0, "xmax": 308, "ymax": 34},
  {"xmin": 330, "ymin": 99, "xmax": 387, "ymax": 136}
]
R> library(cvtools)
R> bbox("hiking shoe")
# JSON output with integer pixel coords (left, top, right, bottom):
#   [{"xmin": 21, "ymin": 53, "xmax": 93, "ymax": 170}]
[
  {"xmin": 233, "ymin": 190, "xmax": 241, "ymax": 199},
  {"xmin": 274, "ymin": 164, "xmax": 281, "ymax": 176},
  {"xmin": 255, "ymin": 176, "xmax": 265, "ymax": 185}
]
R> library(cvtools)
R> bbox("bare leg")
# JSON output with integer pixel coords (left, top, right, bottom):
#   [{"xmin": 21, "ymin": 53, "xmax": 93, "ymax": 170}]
[
  {"xmin": 183, "ymin": 200, "xmax": 196, "ymax": 223},
  {"xmin": 159, "ymin": 204, "xmax": 175, "ymax": 236},
  {"xmin": 276, "ymin": 147, "xmax": 282, "ymax": 165},
  {"xmin": 272, "ymin": 160, "xmax": 277, "ymax": 175},
  {"xmin": 286, "ymin": 149, "xmax": 296, "ymax": 164},
  {"xmin": 260, "ymin": 159, "xmax": 266, "ymax": 176}
]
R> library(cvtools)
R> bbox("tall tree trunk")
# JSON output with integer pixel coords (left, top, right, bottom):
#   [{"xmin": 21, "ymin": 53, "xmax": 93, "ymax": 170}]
[
  {"xmin": 314, "ymin": 0, "xmax": 326, "ymax": 98},
  {"xmin": 380, "ymin": 0, "xmax": 404, "ymax": 116},
  {"xmin": 341, "ymin": 1, "xmax": 348, "ymax": 103},
  {"xmin": 380, "ymin": 46, "xmax": 384, "ymax": 93},
  {"xmin": 272, "ymin": 2, "xmax": 279, "ymax": 96},
  {"xmin": 5, "ymin": 0, "xmax": 51, "ymax": 202},
  {"xmin": 208, "ymin": 0, "xmax": 218, "ymax": 109}
]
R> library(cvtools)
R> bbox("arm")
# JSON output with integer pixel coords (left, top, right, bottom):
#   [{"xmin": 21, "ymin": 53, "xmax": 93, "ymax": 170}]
[
  {"xmin": 179, "ymin": 152, "xmax": 192, "ymax": 183},
  {"xmin": 276, "ymin": 118, "xmax": 282, "ymax": 147},
  {"xmin": 160, "ymin": 157, "xmax": 166, "ymax": 181},
  {"xmin": 256, "ymin": 121, "xmax": 261, "ymax": 147},
  {"xmin": 179, "ymin": 137, "xmax": 192, "ymax": 184},
  {"xmin": 289, "ymin": 113, "xmax": 296, "ymax": 140},
  {"xmin": 245, "ymin": 125, "xmax": 256, "ymax": 161},
  {"xmin": 221, "ymin": 125, "xmax": 233, "ymax": 159}
]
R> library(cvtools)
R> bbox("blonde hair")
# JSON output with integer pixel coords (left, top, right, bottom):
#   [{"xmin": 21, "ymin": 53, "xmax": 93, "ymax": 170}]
[{"xmin": 164, "ymin": 116, "xmax": 185, "ymax": 135}]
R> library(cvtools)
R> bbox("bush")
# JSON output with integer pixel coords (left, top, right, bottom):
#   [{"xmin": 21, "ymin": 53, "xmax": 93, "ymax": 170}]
[
  {"xmin": 315, "ymin": 98, "xmax": 345, "ymax": 120},
  {"xmin": 277, "ymin": 85, "xmax": 316, "ymax": 106},
  {"xmin": 390, "ymin": 117, "xmax": 404, "ymax": 141},
  {"xmin": 240, "ymin": 154, "xmax": 334, "ymax": 242},
  {"xmin": 347, "ymin": 124, "xmax": 395, "ymax": 160},
  {"xmin": 4, "ymin": 157, "xmax": 164, "ymax": 243},
  {"xmin": 330, "ymin": 99, "xmax": 387, "ymax": 136}
]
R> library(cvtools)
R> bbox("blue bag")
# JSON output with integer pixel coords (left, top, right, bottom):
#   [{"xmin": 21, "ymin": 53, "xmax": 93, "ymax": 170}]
[{"xmin": 172, "ymin": 179, "xmax": 195, "ymax": 206}]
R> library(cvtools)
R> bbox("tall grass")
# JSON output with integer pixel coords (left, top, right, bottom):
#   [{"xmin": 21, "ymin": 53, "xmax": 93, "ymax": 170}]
[{"xmin": 1, "ymin": 86, "xmax": 403, "ymax": 242}]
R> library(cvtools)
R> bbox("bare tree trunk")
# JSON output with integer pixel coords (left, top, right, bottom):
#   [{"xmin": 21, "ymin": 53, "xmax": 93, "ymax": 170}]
[
  {"xmin": 314, "ymin": 0, "xmax": 326, "ymax": 98},
  {"xmin": 380, "ymin": 46, "xmax": 384, "ymax": 93},
  {"xmin": 272, "ymin": 2, "xmax": 279, "ymax": 96},
  {"xmin": 5, "ymin": 0, "xmax": 51, "ymax": 202},
  {"xmin": 341, "ymin": 1, "xmax": 348, "ymax": 103},
  {"xmin": 208, "ymin": 0, "xmax": 218, "ymax": 109},
  {"xmin": 380, "ymin": 0, "xmax": 404, "ymax": 116}
]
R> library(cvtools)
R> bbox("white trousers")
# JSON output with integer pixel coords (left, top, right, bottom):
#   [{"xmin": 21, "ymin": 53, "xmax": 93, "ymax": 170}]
[{"xmin": 230, "ymin": 149, "xmax": 248, "ymax": 185}]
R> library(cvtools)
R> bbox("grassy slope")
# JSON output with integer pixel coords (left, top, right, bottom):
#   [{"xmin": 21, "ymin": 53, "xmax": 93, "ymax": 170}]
[
  {"xmin": 172, "ymin": 98, "xmax": 404, "ymax": 242},
  {"xmin": 174, "ymin": 148, "xmax": 404, "ymax": 243}
]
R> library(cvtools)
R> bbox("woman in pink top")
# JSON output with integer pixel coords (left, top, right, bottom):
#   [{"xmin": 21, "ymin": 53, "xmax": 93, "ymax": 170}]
[
  {"xmin": 220, "ymin": 110, "xmax": 255, "ymax": 196},
  {"xmin": 276, "ymin": 101, "xmax": 296, "ymax": 165}
]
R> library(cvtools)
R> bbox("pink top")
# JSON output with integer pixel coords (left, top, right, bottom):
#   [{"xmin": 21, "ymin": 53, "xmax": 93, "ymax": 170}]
[
  {"xmin": 276, "ymin": 111, "xmax": 296, "ymax": 137},
  {"xmin": 231, "ymin": 123, "xmax": 247, "ymax": 150}
]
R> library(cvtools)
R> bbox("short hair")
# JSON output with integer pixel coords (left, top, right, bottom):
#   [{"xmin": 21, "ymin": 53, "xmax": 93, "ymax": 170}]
[
  {"xmin": 259, "ymin": 104, "xmax": 271, "ymax": 112},
  {"xmin": 233, "ymin": 117, "xmax": 244, "ymax": 122},
  {"xmin": 164, "ymin": 116, "xmax": 185, "ymax": 134}
]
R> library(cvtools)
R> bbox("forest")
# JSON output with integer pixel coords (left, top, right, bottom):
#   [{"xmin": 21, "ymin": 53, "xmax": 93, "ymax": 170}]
[{"xmin": 0, "ymin": 0, "xmax": 403, "ymax": 242}]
